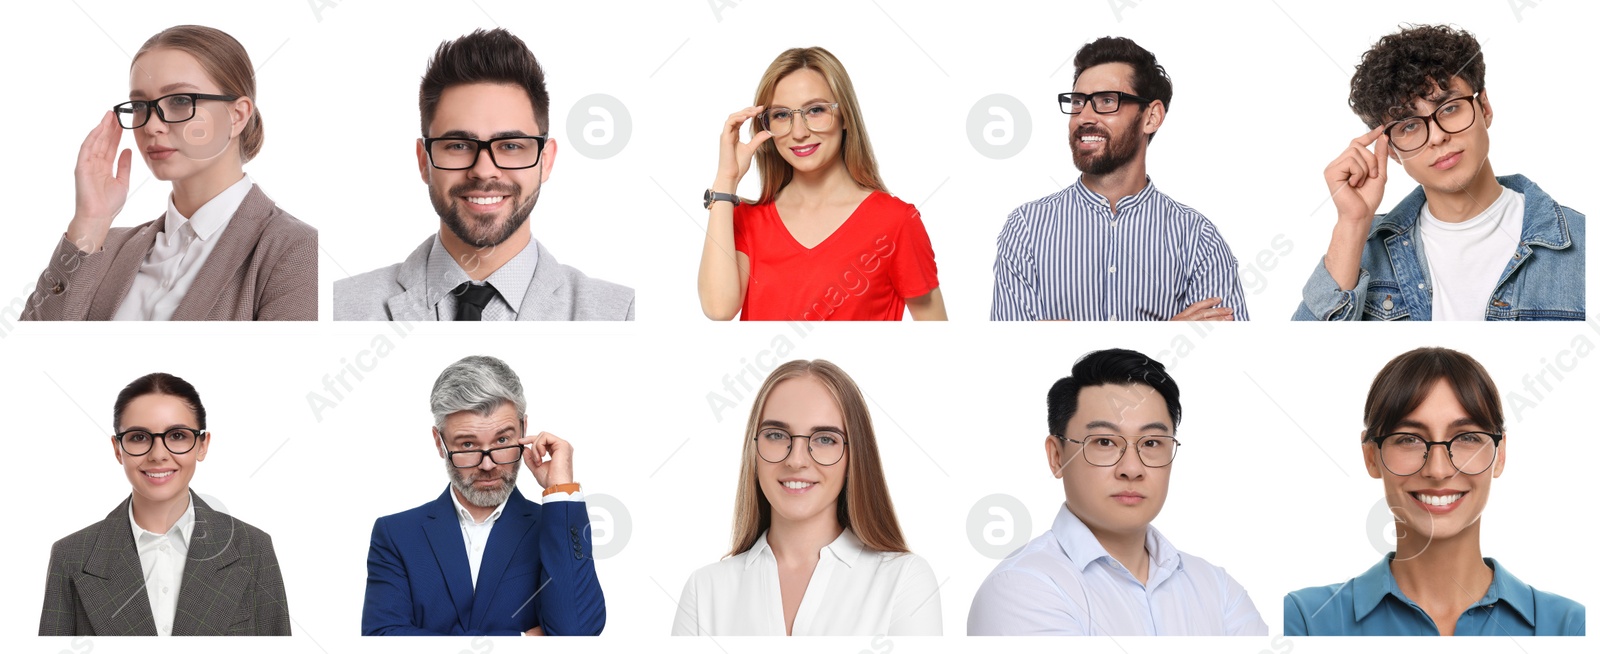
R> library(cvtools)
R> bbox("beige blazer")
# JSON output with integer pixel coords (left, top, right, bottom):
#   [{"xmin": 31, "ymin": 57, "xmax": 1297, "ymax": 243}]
[{"xmin": 22, "ymin": 184, "xmax": 317, "ymax": 320}]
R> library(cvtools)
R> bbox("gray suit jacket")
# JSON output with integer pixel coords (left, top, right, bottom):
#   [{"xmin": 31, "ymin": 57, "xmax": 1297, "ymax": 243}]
[
  {"xmin": 332, "ymin": 236, "xmax": 634, "ymax": 320},
  {"xmin": 39, "ymin": 493, "xmax": 291, "ymax": 636},
  {"xmin": 22, "ymin": 185, "xmax": 317, "ymax": 321}
]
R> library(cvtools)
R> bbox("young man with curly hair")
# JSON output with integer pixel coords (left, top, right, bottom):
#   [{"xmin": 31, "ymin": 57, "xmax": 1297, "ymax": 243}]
[{"xmin": 1294, "ymin": 24, "xmax": 1584, "ymax": 321}]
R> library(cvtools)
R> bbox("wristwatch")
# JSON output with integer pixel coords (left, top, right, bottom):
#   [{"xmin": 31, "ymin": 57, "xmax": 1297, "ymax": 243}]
[
  {"xmin": 542, "ymin": 482, "xmax": 581, "ymax": 496},
  {"xmin": 704, "ymin": 189, "xmax": 741, "ymax": 209}
]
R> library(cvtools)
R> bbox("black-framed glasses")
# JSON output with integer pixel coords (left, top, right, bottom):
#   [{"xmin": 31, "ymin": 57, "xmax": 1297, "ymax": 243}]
[
  {"xmin": 113, "ymin": 93, "xmax": 239, "ymax": 129},
  {"xmin": 1058, "ymin": 433, "xmax": 1181, "ymax": 467},
  {"xmin": 446, "ymin": 444, "xmax": 525, "ymax": 468},
  {"xmin": 1383, "ymin": 92, "xmax": 1481, "ymax": 152},
  {"xmin": 1366, "ymin": 431, "xmax": 1502, "ymax": 476},
  {"xmin": 758, "ymin": 102, "xmax": 839, "ymax": 137},
  {"xmin": 753, "ymin": 427, "xmax": 848, "ymax": 466},
  {"xmin": 424, "ymin": 135, "xmax": 549, "ymax": 170},
  {"xmin": 1060, "ymin": 91, "xmax": 1152, "ymax": 115},
  {"xmin": 114, "ymin": 427, "xmax": 207, "ymax": 456}
]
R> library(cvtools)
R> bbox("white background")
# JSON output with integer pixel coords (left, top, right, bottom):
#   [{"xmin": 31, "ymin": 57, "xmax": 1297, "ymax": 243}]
[{"xmin": 2, "ymin": 1, "xmax": 1595, "ymax": 653}]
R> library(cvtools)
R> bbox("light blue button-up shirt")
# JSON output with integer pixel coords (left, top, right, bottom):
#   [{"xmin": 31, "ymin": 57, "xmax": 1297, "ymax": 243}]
[
  {"xmin": 967, "ymin": 504, "xmax": 1266, "ymax": 635},
  {"xmin": 1285, "ymin": 554, "xmax": 1586, "ymax": 636}
]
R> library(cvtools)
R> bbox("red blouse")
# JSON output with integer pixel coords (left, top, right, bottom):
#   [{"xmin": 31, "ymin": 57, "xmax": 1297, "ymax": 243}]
[{"xmin": 732, "ymin": 191, "xmax": 939, "ymax": 321}]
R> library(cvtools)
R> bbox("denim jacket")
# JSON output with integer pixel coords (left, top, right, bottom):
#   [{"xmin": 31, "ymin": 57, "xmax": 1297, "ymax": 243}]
[{"xmin": 1294, "ymin": 174, "xmax": 1584, "ymax": 321}]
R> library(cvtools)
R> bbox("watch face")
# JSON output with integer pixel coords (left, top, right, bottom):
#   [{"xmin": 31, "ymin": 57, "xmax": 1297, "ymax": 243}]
[{"xmin": 703, "ymin": 188, "xmax": 713, "ymax": 209}]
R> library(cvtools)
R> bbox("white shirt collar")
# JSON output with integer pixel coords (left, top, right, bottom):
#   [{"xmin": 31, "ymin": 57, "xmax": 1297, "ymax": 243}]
[
  {"xmin": 1053, "ymin": 503, "xmax": 1179, "ymax": 574},
  {"xmin": 128, "ymin": 493, "xmax": 197, "ymax": 544},
  {"xmin": 164, "ymin": 174, "xmax": 255, "ymax": 241},
  {"xmin": 448, "ymin": 487, "xmax": 508, "ymax": 526},
  {"xmin": 745, "ymin": 527, "xmax": 867, "ymax": 570}
]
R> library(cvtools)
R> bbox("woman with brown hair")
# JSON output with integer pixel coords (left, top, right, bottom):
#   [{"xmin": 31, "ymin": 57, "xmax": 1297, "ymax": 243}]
[
  {"xmin": 672, "ymin": 360, "xmax": 942, "ymax": 635},
  {"xmin": 24, "ymin": 25, "xmax": 316, "ymax": 321},
  {"xmin": 1284, "ymin": 347, "xmax": 1585, "ymax": 636},
  {"xmin": 697, "ymin": 47, "xmax": 945, "ymax": 321},
  {"xmin": 39, "ymin": 373, "xmax": 290, "ymax": 636}
]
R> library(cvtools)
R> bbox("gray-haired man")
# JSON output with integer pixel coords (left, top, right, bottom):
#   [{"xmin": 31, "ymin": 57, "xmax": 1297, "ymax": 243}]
[{"xmin": 361, "ymin": 355, "xmax": 606, "ymax": 635}]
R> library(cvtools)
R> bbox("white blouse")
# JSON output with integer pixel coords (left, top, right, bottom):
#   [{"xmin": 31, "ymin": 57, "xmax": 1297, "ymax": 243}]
[{"xmin": 672, "ymin": 528, "xmax": 942, "ymax": 636}]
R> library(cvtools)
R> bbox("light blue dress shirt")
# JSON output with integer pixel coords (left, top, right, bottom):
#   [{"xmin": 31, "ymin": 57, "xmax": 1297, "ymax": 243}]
[
  {"xmin": 967, "ymin": 504, "xmax": 1266, "ymax": 635},
  {"xmin": 1285, "ymin": 554, "xmax": 1586, "ymax": 636}
]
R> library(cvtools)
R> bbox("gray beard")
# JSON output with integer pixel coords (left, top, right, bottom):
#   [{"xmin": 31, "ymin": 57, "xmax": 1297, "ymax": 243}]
[{"xmin": 447, "ymin": 458, "xmax": 520, "ymax": 508}]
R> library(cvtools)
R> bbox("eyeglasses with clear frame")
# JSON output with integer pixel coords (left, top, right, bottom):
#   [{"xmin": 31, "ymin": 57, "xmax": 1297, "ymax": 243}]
[
  {"xmin": 1365, "ymin": 431, "xmax": 1502, "ymax": 476},
  {"xmin": 446, "ymin": 444, "xmax": 525, "ymax": 468},
  {"xmin": 423, "ymin": 135, "xmax": 549, "ymax": 170},
  {"xmin": 757, "ymin": 103, "xmax": 839, "ymax": 137},
  {"xmin": 1059, "ymin": 91, "xmax": 1153, "ymax": 115},
  {"xmin": 753, "ymin": 427, "xmax": 848, "ymax": 466},
  {"xmin": 1057, "ymin": 433, "xmax": 1181, "ymax": 467},
  {"xmin": 113, "ymin": 93, "xmax": 240, "ymax": 129},
  {"xmin": 1383, "ymin": 92, "xmax": 1482, "ymax": 152},
  {"xmin": 113, "ymin": 427, "xmax": 208, "ymax": 456}
]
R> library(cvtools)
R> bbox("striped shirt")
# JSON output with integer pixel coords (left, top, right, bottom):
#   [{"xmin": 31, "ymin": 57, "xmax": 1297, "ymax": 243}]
[{"xmin": 990, "ymin": 177, "xmax": 1249, "ymax": 321}]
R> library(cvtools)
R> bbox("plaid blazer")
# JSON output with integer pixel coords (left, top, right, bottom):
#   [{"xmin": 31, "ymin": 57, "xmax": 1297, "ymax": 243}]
[{"xmin": 39, "ymin": 493, "xmax": 291, "ymax": 636}]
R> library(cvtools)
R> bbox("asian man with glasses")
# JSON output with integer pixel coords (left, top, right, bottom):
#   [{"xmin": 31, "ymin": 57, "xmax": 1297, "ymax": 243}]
[
  {"xmin": 1294, "ymin": 24, "xmax": 1584, "ymax": 321},
  {"xmin": 332, "ymin": 28, "xmax": 633, "ymax": 321},
  {"xmin": 361, "ymin": 355, "xmax": 605, "ymax": 635},
  {"xmin": 1284, "ymin": 347, "xmax": 1585, "ymax": 635},
  {"xmin": 967, "ymin": 348, "xmax": 1267, "ymax": 635}
]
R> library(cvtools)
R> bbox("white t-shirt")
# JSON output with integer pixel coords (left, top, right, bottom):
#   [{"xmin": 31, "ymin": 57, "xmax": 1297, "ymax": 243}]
[{"xmin": 1417, "ymin": 185, "xmax": 1525, "ymax": 321}]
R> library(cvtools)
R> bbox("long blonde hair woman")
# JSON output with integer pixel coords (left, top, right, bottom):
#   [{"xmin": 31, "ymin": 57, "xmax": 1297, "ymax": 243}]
[
  {"xmin": 672, "ymin": 360, "xmax": 942, "ymax": 636},
  {"xmin": 697, "ymin": 48, "xmax": 946, "ymax": 321}
]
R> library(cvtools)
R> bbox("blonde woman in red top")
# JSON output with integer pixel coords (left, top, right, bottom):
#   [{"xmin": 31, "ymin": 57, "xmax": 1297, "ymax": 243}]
[{"xmin": 698, "ymin": 47, "xmax": 946, "ymax": 321}]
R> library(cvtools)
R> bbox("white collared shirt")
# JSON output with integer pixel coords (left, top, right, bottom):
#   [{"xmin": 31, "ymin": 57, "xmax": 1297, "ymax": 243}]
[
  {"xmin": 448, "ymin": 487, "xmax": 580, "ymax": 589},
  {"xmin": 128, "ymin": 497, "xmax": 196, "ymax": 636},
  {"xmin": 113, "ymin": 174, "xmax": 254, "ymax": 321},
  {"xmin": 672, "ymin": 528, "xmax": 943, "ymax": 636},
  {"xmin": 967, "ymin": 503, "xmax": 1266, "ymax": 636}
]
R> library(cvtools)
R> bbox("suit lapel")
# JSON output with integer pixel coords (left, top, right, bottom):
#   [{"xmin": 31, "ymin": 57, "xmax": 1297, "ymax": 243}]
[
  {"xmin": 173, "ymin": 495, "xmax": 243, "ymax": 635},
  {"xmin": 421, "ymin": 489, "xmax": 476, "ymax": 630},
  {"xmin": 170, "ymin": 185, "xmax": 274, "ymax": 320},
  {"xmin": 86, "ymin": 217, "xmax": 162, "ymax": 320},
  {"xmin": 78, "ymin": 497, "xmax": 157, "ymax": 636},
  {"xmin": 468, "ymin": 489, "xmax": 537, "ymax": 630},
  {"xmin": 384, "ymin": 238, "xmax": 437, "ymax": 321},
  {"xmin": 517, "ymin": 242, "xmax": 570, "ymax": 320}
]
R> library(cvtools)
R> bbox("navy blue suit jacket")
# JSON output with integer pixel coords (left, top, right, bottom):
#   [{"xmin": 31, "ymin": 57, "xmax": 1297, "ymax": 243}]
[{"xmin": 361, "ymin": 487, "xmax": 605, "ymax": 635}]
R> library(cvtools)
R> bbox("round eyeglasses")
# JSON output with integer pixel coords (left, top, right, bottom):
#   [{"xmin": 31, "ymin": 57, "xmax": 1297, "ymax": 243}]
[
  {"xmin": 1366, "ymin": 431, "xmax": 1502, "ymax": 476},
  {"xmin": 753, "ymin": 427, "xmax": 848, "ymax": 466},
  {"xmin": 446, "ymin": 444, "xmax": 525, "ymax": 468},
  {"xmin": 113, "ymin": 93, "xmax": 240, "ymax": 130},
  {"xmin": 757, "ymin": 103, "xmax": 839, "ymax": 137},
  {"xmin": 1383, "ymin": 92, "xmax": 1481, "ymax": 152},
  {"xmin": 1059, "ymin": 433, "xmax": 1181, "ymax": 467},
  {"xmin": 114, "ymin": 427, "xmax": 207, "ymax": 456}
]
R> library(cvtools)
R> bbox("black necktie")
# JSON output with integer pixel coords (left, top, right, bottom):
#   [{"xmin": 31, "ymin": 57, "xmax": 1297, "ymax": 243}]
[{"xmin": 452, "ymin": 281, "xmax": 499, "ymax": 321}]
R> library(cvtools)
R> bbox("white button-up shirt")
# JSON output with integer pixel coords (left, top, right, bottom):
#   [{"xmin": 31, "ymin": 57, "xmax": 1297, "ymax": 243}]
[
  {"xmin": 113, "ymin": 174, "xmax": 253, "ymax": 321},
  {"xmin": 129, "ymin": 498, "xmax": 196, "ymax": 636},
  {"xmin": 967, "ymin": 503, "xmax": 1266, "ymax": 635},
  {"xmin": 672, "ymin": 528, "xmax": 943, "ymax": 636},
  {"xmin": 448, "ymin": 487, "xmax": 580, "ymax": 589}
]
